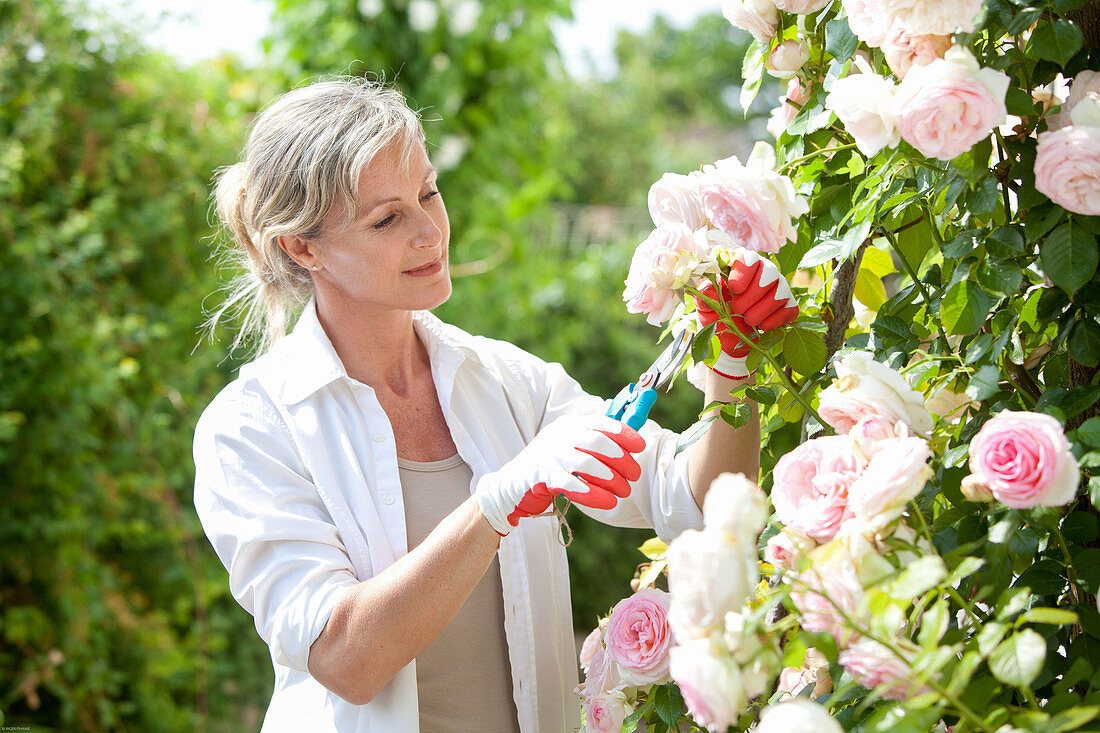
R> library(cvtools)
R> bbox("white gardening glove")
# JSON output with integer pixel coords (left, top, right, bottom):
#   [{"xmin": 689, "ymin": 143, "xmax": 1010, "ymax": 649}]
[{"xmin": 475, "ymin": 414, "xmax": 646, "ymax": 536}]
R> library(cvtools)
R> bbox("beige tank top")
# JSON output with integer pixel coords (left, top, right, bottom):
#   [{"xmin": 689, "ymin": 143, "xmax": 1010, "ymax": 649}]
[{"xmin": 397, "ymin": 454, "xmax": 521, "ymax": 733}]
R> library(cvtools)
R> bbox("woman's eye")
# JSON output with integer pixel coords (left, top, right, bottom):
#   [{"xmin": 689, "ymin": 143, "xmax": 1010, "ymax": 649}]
[
  {"xmin": 373, "ymin": 214, "xmax": 396, "ymax": 230},
  {"xmin": 421, "ymin": 189, "xmax": 440, "ymax": 202}
]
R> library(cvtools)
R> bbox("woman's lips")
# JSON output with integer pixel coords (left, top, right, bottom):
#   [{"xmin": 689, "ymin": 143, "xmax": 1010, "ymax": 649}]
[{"xmin": 403, "ymin": 258, "xmax": 443, "ymax": 276}]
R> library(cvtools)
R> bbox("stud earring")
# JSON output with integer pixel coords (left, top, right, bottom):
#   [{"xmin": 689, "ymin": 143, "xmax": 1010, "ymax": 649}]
[{"xmin": 310, "ymin": 264, "xmax": 321, "ymax": 271}]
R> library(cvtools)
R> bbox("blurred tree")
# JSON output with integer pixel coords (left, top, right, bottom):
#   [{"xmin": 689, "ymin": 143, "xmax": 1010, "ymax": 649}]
[
  {"xmin": 0, "ymin": 1, "xmax": 272, "ymax": 728},
  {"xmin": 265, "ymin": 0, "xmax": 576, "ymax": 250}
]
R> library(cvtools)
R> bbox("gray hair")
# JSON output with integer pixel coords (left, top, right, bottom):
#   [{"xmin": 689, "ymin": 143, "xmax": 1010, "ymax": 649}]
[{"xmin": 207, "ymin": 76, "xmax": 425, "ymax": 353}]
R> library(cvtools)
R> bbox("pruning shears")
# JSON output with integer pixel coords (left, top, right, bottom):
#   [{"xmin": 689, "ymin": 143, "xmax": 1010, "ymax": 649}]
[{"xmin": 606, "ymin": 329, "xmax": 694, "ymax": 430}]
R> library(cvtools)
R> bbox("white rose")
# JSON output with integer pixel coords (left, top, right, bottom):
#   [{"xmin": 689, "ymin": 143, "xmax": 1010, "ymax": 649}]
[
  {"xmin": 667, "ymin": 529, "xmax": 758, "ymax": 641},
  {"xmin": 767, "ymin": 39, "xmax": 811, "ymax": 79},
  {"xmin": 825, "ymin": 69, "xmax": 900, "ymax": 157},
  {"xmin": 648, "ymin": 172, "xmax": 708, "ymax": 231},
  {"xmin": 1071, "ymin": 91, "xmax": 1100, "ymax": 128},
  {"xmin": 880, "ymin": 0, "xmax": 983, "ymax": 35},
  {"xmin": 670, "ymin": 640, "xmax": 748, "ymax": 731},
  {"xmin": 703, "ymin": 472, "xmax": 769, "ymax": 543},
  {"xmin": 757, "ymin": 699, "xmax": 844, "ymax": 733},
  {"xmin": 818, "ymin": 351, "xmax": 934, "ymax": 436},
  {"xmin": 722, "ymin": 0, "xmax": 780, "ymax": 42},
  {"xmin": 847, "ymin": 436, "xmax": 933, "ymax": 523}
]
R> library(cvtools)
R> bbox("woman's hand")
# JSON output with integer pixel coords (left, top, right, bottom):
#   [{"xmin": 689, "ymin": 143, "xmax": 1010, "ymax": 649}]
[
  {"xmin": 695, "ymin": 250, "xmax": 799, "ymax": 380},
  {"xmin": 475, "ymin": 415, "xmax": 646, "ymax": 535}
]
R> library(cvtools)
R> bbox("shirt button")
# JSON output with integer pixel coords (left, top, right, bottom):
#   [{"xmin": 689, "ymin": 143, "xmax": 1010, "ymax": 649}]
[
  {"xmin": 372, "ymin": 433, "xmax": 386, "ymax": 442},
  {"xmin": 382, "ymin": 494, "xmax": 395, "ymax": 506}
]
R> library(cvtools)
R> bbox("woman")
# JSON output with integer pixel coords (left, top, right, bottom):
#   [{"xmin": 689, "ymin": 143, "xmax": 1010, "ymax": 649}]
[{"xmin": 193, "ymin": 77, "xmax": 797, "ymax": 732}]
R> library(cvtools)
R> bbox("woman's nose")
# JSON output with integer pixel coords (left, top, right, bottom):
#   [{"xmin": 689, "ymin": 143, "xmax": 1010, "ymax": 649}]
[{"xmin": 411, "ymin": 209, "xmax": 443, "ymax": 249}]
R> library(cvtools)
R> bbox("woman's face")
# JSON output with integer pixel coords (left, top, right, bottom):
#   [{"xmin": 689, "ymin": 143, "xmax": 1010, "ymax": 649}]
[{"xmin": 308, "ymin": 140, "xmax": 452, "ymax": 317}]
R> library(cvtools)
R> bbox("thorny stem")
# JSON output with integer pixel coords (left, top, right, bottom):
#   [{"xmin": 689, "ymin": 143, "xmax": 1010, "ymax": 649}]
[{"xmin": 777, "ymin": 143, "xmax": 857, "ymax": 174}]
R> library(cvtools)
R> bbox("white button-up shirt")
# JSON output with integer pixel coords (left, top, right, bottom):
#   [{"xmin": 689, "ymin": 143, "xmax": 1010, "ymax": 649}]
[{"xmin": 193, "ymin": 300, "xmax": 703, "ymax": 732}]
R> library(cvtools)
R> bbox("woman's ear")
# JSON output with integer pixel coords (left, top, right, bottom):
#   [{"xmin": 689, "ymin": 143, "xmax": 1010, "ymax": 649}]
[{"xmin": 277, "ymin": 233, "xmax": 320, "ymax": 271}]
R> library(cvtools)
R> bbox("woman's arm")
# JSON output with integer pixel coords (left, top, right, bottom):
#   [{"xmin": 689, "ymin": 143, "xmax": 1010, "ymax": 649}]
[
  {"xmin": 685, "ymin": 371, "xmax": 760, "ymax": 510},
  {"xmin": 307, "ymin": 497, "xmax": 501, "ymax": 705}
]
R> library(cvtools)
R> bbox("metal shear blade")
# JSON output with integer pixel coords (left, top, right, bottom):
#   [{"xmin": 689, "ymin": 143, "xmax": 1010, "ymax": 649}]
[{"xmin": 636, "ymin": 329, "xmax": 693, "ymax": 393}]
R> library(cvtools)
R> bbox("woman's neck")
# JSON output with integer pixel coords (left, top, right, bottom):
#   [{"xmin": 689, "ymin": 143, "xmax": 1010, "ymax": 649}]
[{"xmin": 314, "ymin": 295, "xmax": 428, "ymax": 395}]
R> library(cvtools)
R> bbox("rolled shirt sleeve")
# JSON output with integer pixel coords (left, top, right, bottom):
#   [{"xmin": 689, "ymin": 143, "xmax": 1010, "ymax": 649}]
[{"xmin": 193, "ymin": 388, "xmax": 360, "ymax": 673}]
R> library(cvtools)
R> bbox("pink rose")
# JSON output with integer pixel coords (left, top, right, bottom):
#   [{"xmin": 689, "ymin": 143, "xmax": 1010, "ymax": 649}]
[
  {"xmin": 893, "ymin": 46, "xmax": 1009, "ymax": 161},
  {"xmin": 777, "ymin": 648, "xmax": 833, "ymax": 697},
  {"xmin": 670, "ymin": 640, "xmax": 749, "ymax": 730},
  {"xmin": 772, "ymin": 436, "xmax": 862, "ymax": 542},
  {"xmin": 696, "ymin": 151, "xmax": 807, "ymax": 254},
  {"xmin": 584, "ymin": 690, "xmax": 630, "ymax": 733},
  {"xmin": 580, "ymin": 640, "xmax": 621, "ymax": 698},
  {"xmin": 765, "ymin": 527, "xmax": 817, "ymax": 571},
  {"xmin": 579, "ymin": 627, "xmax": 602, "ymax": 672},
  {"xmin": 767, "ymin": 39, "xmax": 811, "ymax": 79},
  {"xmin": 722, "ymin": 0, "xmax": 780, "ymax": 42},
  {"xmin": 848, "ymin": 436, "xmax": 933, "ymax": 522},
  {"xmin": 881, "ymin": 0, "xmax": 982, "ymax": 35},
  {"xmin": 819, "ymin": 352, "xmax": 933, "ymax": 436},
  {"xmin": 881, "ymin": 21, "xmax": 951, "ymax": 79},
  {"xmin": 773, "ymin": 0, "xmax": 832, "ymax": 14},
  {"xmin": 790, "ymin": 552, "xmax": 866, "ymax": 644},
  {"xmin": 606, "ymin": 588, "xmax": 673, "ymax": 686},
  {"xmin": 841, "ymin": 0, "xmax": 892, "ymax": 47},
  {"xmin": 967, "ymin": 411, "xmax": 1081, "ymax": 508},
  {"xmin": 848, "ymin": 415, "xmax": 906, "ymax": 461},
  {"xmin": 648, "ymin": 172, "xmax": 708, "ymax": 230},
  {"xmin": 623, "ymin": 223, "xmax": 708, "ymax": 326},
  {"xmin": 838, "ymin": 638, "xmax": 931, "ymax": 699},
  {"xmin": 1034, "ymin": 126, "xmax": 1100, "ymax": 216}
]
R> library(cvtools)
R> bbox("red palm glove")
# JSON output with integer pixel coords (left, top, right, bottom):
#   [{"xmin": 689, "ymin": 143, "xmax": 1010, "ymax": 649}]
[
  {"xmin": 695, "ymin": 250, "xmax": 799, "ymax": 380},
  {"xmin": 475, "ymin": 415, "xmax": 646, "ymax": 536}
]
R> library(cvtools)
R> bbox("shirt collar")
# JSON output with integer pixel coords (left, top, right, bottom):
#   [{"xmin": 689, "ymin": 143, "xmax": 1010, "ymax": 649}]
[{"xmin": 269, "ymin": 298, "xmax": 479, "ymax": 405}]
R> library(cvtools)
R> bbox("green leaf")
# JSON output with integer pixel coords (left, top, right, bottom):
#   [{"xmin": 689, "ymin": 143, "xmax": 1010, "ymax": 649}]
[
  {"xmin": 1040, "ymin": 221, "xmax": 1099, "ymax": 296},
  {"xmin": 977, "ymin": 259, "xmax": 1023, "ymax": 298},
  {"xmin": 1006, "ymin": 7, "xmax": 1043, "ymax": 35},
  {"xmin": 918, "ymin": 598, "xmax": 950, "ymax": 648},
  {"xmin": 864, "ymin": 706, "xmax": 943, "ymax": 733},
  {"xmin": 800, "ymin": 239, "xmax": 846, "ymax": 268},
  {"xmin": 1029, "ymin": 19, "xmax": 1084, "ymax": 66},
  {"xmin": 1078, "ymin": 417, "xmax": 1100, "ymax": 448},
  {"xmin": 987, "ymin": 226, "xmax": 1026, "ymax": 258},
  {"xmin": 1062, "ymin": 511, "xmax": 1099, "ymax": 544},
  {"xmin": 1017, "ymin": 607, "xmax": 1080, "ymax": 626},
  {"xmin": 1069, "ymin": 318, "xmax": 1100, "ymax": 368},
  {"xmin": 966, "ymin": 364, "xmax": 1002, "ymax": 401},
  {"xmin": 952, "ymin": 137, "xmax": 992, "ymax": 183},
  {"xmin": 884, "ymin": 556, "xmax": 947, "ymax": 601},
  {"xmin": 825, "ymin": 18, "xmax": 858, "ymax": 62},
  {"xmin": 989, "ymin": 629, "xmax": 1046, "ymax": 688},
  {"xmin": 744, "ymin": 385, "xmax": 777, "ymax": 405},
  {"xmin": 1048, "ymin": 707, "xmax": 1100, "ymax": 733},
  {"xmin": 638, "ymin": 537, "xmax": 668, "ymax": 561},
  {"xmin": 948, "ymin": 556, "xmax": 987, "ymax": 586},
  {"xmin": 783, "ymin": 327, "xmax": 827, "ymax": 376},
  {"xmin": 675, "ymin": 415, "xmax": 718, "ymax": 455},
  {"xmin": 719, "ymin": 402, "xmax": 752, "ymax": 429},
  {"xmin": 942, "ymin": 281, "xmax": 993, "ymax": 335},
  {"xmin": 942, "ymin": 229, "xmax": 982, "ymax": 259},
  {"xmin": 691, "ymin": 322, "xmax": 717, "ymax": 365},
  {"xmin": 740, "ymin": 40, "xmax": 768, "ymax": 113}
]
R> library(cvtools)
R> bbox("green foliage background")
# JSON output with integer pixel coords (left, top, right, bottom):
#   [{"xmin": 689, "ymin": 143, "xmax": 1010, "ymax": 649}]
[{"xmin": 0, "ymin": 0, "xmax": 757, "ymax": 728}]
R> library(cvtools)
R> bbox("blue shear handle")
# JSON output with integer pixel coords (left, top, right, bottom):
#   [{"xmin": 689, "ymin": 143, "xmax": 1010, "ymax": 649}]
[{"xmin": 606, "ymin": 385, "xmax": 658, "ymax": 430}]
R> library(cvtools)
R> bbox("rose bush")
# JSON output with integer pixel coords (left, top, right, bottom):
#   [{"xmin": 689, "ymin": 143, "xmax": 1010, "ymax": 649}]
[{"xmin": 586, "ymin": 0, "xmax": 1100, "ymax": 729}]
